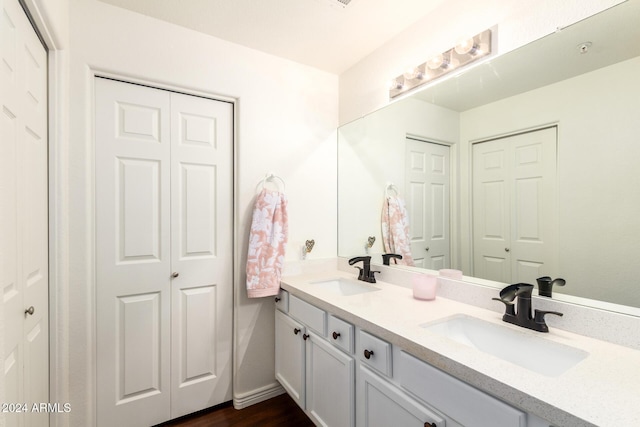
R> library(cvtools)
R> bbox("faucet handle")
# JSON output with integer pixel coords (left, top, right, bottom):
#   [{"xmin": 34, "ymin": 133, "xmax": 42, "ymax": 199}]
[
  {"xmin": 534, "ymin": 310, "xmax": 563, "ymax": 323},
  {"xmin": 492, "ymin": 297, "xmax": 516, "ymax": 316},
  {"xmin": 353, "ymin": 266, "xmax": 364, "ymax": 280},
  {"xmin": 533, "ymin": 310, "xmax": 563, "ymax": 332}
]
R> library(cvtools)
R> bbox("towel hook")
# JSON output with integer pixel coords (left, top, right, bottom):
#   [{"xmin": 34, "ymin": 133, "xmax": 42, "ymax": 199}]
[
  {"xmin": 385, "ymin": 182, "xmax": 399, "ymax": 197},
  {"xmin": 258, "ymin": 172, "xmax": 286, "ymax": 193}
]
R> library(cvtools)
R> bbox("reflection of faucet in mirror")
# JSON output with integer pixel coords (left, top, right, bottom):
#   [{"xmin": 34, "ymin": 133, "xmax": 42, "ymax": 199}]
[
  {"xmin": 382, "ymin": 253, "xmax": 402, "ymax": 265},
  {"xmin": 492, "ymin": 284, "xmax": 563, "ymax": 333},
  {"xmin": 536, "ymin": 276, "xmax": 566, "ymax": 298},
  {"xmin": 365, "ymin": 236, "xmax": 375, "ymax": 254}
]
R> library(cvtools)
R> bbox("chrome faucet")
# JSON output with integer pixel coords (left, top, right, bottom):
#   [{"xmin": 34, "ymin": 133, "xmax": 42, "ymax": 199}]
[
  {"xmin": 493, "ymin": 283, "xmax": 563, "ymax": 332},
  {"xmin": 348, "ymin": 256, "xmax": 380, "ymax": 283}
]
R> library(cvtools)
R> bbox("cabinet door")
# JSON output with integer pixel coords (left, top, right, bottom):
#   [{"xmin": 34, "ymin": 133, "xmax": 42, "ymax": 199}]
[
  {"xmin": 275, "ymin": 310, "xmax": 306, "ymax": 409},
  {"xmin": 357, "ymin": 366, "xmax": 444, "ymax": 427},
  {"xmin": 306, "ymin": 333, "xmax": 355, "ymax": 427}
]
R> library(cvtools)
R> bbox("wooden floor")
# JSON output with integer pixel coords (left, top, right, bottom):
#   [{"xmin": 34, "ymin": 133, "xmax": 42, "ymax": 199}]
[{"xmin": 157, "ymin": 393, "xmax": 315, "ymax": 427}]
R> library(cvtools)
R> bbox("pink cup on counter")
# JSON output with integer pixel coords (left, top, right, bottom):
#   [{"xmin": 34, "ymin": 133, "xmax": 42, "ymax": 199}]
[{"xmin": 412, "ymin": 274, "xmax": 437, "ymax": 300}]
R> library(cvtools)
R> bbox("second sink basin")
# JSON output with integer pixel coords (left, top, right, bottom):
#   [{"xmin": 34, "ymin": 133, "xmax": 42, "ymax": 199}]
[
  {"xmin": 422, "ymin": 314, "xmax": 588, "ymax": 377},
  {"xmin": 310, "ymin": 278, "xmax": 380, "ymax": 296}
]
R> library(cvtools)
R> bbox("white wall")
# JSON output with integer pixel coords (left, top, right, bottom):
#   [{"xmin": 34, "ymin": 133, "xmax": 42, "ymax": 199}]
[
  {"xmin": 339, "ymin": 0, "xmax": 623, "ymax": 125},
  {"xmin": 459, "ymin": 56, "xmax": 640, "ymax": 307},
  {"xmin": 64, "ymin": 0, "xmax": 337, "ymax": 425},
  {"xmin": 338, "ymin": 98, "xmax": 458, "ymax": 259}
]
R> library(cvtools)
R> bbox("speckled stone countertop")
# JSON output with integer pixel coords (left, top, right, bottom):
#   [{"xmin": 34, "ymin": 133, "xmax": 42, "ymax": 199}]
[{"xmin": 280, "ymin": 270, "xmax": 640, "ymax": 427}]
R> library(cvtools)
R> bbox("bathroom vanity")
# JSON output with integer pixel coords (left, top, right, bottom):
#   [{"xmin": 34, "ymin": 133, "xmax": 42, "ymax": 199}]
[{"xmin": 274, "ymin": 265, "xmax": 640, "ymax": 427}]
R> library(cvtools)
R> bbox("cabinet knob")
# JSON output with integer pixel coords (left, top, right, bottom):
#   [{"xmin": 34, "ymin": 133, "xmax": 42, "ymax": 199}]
[
  {"xmin": 504, "ymin": 248, "xmax": 510, "ymax": 252},
  {"xmin": 171, "ymin": 272, "xmax": 180, "ymax": 278},
  {"xmin": 275, "ymin": 297, "xmax": 281, "ymax": 302},
  {"xmin": 294, "ymin": 328, "xmax": 301, "ymax": 335},
  {"xmin": 332, "ymin": 331, "xmax": 341, "ymax": 340},
  {"xmin": 425, "ymin": 247, "xmax": 430, "ymax": 252},
  {"xmin": 364, "ymin": 349, "xmax": 374, "ymax": 359},
  {"xmin": 424, "ymin": 422, "xmax": 436, "ymax": 427},
  {"xmin": 25, "ymin": 306, "xmax": 35, "ymax": 316},
  {"xmin": 303, "ymin": 333, "xmax": 310, "ymax": 341}
]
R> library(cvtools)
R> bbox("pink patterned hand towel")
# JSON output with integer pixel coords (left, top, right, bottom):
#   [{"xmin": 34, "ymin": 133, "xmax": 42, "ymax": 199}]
[
  {"xmin": 246, "ymin": 189, "xmax": 288, "ymax": 298},
  {"xmin": 381, "ymin": 195, "xmax": 415, "ymax": 266}
]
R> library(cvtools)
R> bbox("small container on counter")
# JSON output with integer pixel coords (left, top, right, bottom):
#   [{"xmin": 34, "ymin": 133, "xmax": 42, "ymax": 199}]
[{"xmin": 412, "ymin": 274, "xmax": 437, "ymax": 300}]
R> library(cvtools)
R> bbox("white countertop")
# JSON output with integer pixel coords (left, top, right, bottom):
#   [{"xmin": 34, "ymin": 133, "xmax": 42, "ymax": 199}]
[{"xmin": 280, "ymin": 270, "xmax": 640, "ymax": 427}]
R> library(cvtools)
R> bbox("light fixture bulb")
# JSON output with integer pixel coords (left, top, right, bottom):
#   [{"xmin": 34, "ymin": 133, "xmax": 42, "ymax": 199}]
[
  {"xmin": 427, "ymin": 54, "xmax": 444, "ymax": 70},
  {"xmin": 403, "ymin": 67, "xmax": 419, "ymax": 80},
  {"xmin": 455, "ymin": 37, "xmax": 477, "ymax": 55},
  {"xmin": 387, "ymin": 78, "xmax": 404, "ymax": 90}
]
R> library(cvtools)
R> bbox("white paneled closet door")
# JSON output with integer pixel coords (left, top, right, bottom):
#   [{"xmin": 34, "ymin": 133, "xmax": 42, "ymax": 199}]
[
  {"xmin": 472, "ymin": 127, "xmax": 558, "ymax": 284},
  {"xmin": 1, "ymin": 0, "xmax": 49, "ymax": 426},
  {"xmin": 95, "ymin": 78, "xmax": 233, "ymax": 427},
  {"xmin": 405, "ymin": 139, "xmax": 450, "ymax": 269}
]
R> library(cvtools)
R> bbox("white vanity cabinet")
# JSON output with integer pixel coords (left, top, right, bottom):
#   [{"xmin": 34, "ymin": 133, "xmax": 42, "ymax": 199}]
[
  {"xmin": 277, "ymin": 291, "xmax": 551, "ymax": 427},
  {"xmin": 275, "ymin": 292, "xmax": 356, "ymax": 426}
]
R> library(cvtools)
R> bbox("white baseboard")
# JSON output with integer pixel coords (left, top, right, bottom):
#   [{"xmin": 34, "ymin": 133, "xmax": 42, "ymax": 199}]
[{"xmin": 233, "ymin": 382, "xmax": 285, "ymax": 409}]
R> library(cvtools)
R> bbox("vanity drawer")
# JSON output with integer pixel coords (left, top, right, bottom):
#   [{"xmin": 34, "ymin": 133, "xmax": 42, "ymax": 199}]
[
  {"xmin": 358, "ymin": 330, "xmax": 392, "ymax": 377},
  {"xmin": 398, "ymin": 351, "xmax": 526, "ymax": 427},
  {"xmin": 328, "ymin": 315, "xmax": 354, "ymax": 354},
  {"xmin": 289, "ymin": 295, "xmax": 327, "ymax": 336},
  {"xmin": 275, "ymin": 289, "xmax": 289, "ymax": 313}
]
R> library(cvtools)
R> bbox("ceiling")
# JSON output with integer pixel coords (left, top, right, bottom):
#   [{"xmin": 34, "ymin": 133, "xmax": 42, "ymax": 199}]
[{"xmin": 97, "ymin": 0, "xmax": 447, "ymax": 74}]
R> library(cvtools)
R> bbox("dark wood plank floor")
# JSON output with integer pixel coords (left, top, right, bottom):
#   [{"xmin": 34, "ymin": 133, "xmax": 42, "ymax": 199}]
[{"xmin": 156, "ymin": 393, "xmax": 314, "ymax": 427}]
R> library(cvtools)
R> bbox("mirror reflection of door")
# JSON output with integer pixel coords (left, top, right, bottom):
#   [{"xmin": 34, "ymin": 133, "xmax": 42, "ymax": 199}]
[
  {"xmin": 472, "ymin": 126, "xmax": 558, "ymax": 284},
  {"xmin": 405, "ymin": 138, "xmax": 451, "ymax": 269}
]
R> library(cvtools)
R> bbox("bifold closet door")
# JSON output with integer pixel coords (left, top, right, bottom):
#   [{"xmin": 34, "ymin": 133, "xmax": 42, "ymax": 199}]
[
  {"xmin": 472, "ymin": 127, "xmax": 557, "ymax": 284},
  {"xmin": 1, "ymin": 0, "xmax": 49, "ymax": 426},
  {"xmin": 95, "ymin": 78, "xmax": 233, "ymax": 426},
  {"xmin": 169, "ymin": 91, "xmax": 233, "ymax": 418}
]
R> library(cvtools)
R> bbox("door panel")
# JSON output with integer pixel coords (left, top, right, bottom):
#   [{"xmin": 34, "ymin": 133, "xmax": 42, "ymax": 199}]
[
  {"xmin": 406, "ymin": 139, "xmax": 450, "ymax": 269},
  {"xmin": 169, "ymin": 92, "xmax": 233, "ymax": 418},
  {"xmin": 96, "ymin": 79, "xmax": 172, "ymax": 427},
  {"xmin": 117, "ymin": 292, "xmax": 162, "ymax": 401},
  {"xmin": 1, "ymin": 1, "xmax": 48, "ymax": 426}
]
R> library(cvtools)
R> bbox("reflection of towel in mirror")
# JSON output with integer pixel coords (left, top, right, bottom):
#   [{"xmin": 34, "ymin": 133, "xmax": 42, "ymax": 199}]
[
  {"xmin": 381, "ymin": 196, "xmax": 415, "ymax": 266},
  {"xmin": 246, "ymin": 189, "xmax": 288, "ymax": 298}
]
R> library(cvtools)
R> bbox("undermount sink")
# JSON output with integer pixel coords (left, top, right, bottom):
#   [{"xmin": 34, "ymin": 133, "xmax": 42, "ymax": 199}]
[
  {"xmin": 422, "ymin": 315, "xmax": 588, "ymax": 377},
  {"xmin": 310, "ymin": 278, "xmax": 381, "ymax": 296}
]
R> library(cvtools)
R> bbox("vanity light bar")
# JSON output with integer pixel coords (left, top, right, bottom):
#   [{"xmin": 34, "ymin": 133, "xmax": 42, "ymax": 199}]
[{"xmin": 389, "ymin": 29, "xmax": 493, "ymax": 99}]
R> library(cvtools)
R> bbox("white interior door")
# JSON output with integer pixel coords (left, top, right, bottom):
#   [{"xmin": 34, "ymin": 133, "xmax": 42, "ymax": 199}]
[
  {"xmin": 96, "ymin": 79, "xmax": 173, "ymax": 426},
  {"xmin": 472, "ymin": 139, "xmax": 511, "ymax": 282},
  {"xmin": 1, "ymin": 1, "xmax": 49, "ymax": 426},
  {"xmin": 473, "ymin": 127, "xmax": 558, "ymax": 284},
  {"xmin": 169, "ymin": 92, "xmax": 233, "ymax": 417},
  {"xmin": 405, "ymin": 138, "xmax": 450, "ymax": 269},
  {"xmin": 96, "ymin": 78, "xmax": 233, "ymax": 426}
]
